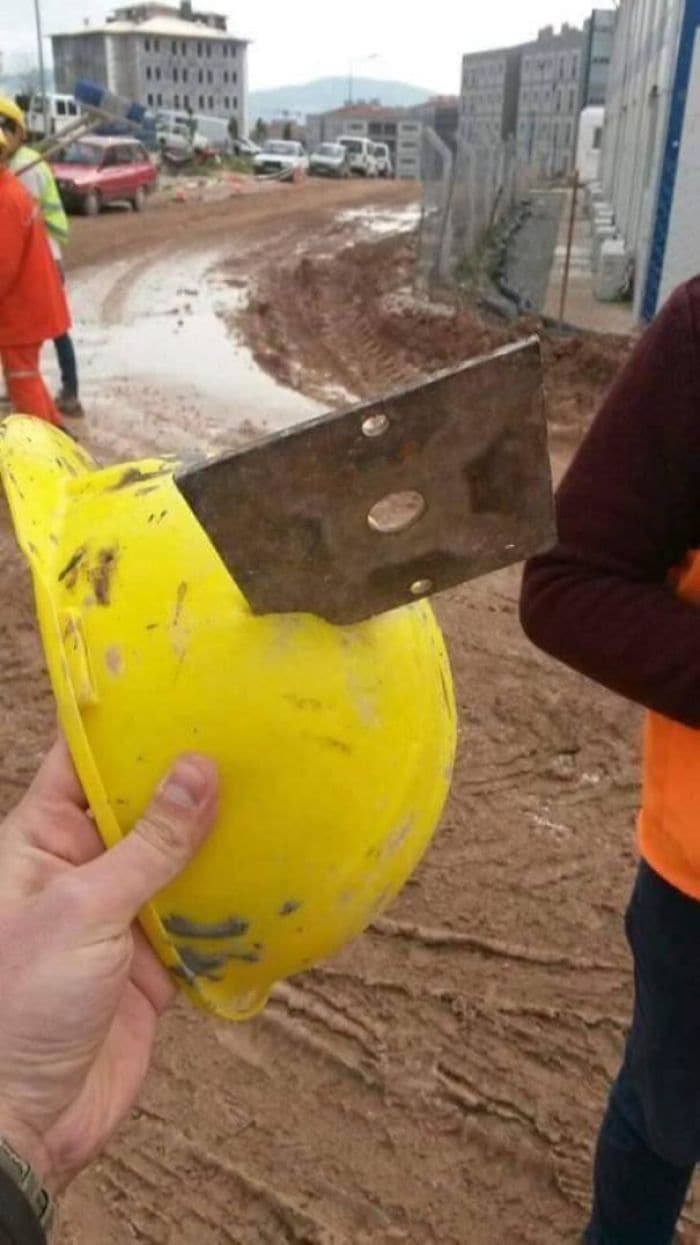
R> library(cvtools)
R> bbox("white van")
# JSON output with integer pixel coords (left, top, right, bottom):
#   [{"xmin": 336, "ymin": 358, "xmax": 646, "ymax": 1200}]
[
  {"xmin": 27, "ymin": 93, "xmax": 81, "ymax": 140},
  {"xmin": 155, "ymin": 108, "xmax": 230, "ymax": 151},
  {"xmin": 337, "ymin": 135, "xmax": 378, "ymax": 177}
]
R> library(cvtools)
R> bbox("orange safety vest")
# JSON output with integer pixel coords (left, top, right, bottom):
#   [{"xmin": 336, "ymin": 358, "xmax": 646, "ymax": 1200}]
[{"xmin": 639, "ymin": 550, "xmax": 700, "ymax": 898}]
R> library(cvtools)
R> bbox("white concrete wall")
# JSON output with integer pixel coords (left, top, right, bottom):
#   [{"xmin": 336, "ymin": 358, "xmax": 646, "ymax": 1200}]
[
  {"xmin": 600, "ymin": 0, "xmax": 684, "ymax": 317},
  {"xmin": 658, "ymin": 26, "xmax": 700, "ymax": 303}
]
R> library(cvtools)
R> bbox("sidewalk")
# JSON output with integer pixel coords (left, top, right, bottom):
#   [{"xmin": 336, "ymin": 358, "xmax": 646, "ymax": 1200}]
[{"xmin": 542, "ymin": 187, "xmax": 635, "ymax": 336}]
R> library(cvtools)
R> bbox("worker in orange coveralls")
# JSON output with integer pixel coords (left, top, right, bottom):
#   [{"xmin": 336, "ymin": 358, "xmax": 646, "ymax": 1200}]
[{"xmin": 0, "ymin": 127, "xmax": 69, "ymax": 426}]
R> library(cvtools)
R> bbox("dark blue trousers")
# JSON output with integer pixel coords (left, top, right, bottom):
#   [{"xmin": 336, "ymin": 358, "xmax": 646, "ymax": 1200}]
[{"xmin": 584, "ymin": 862, "xmax": 700, "ymax": 1243}]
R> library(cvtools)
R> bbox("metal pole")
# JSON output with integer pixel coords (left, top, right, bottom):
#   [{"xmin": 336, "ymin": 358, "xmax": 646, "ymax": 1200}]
[
  {"xmin": 33, "ymin": 0, "xmax": 49, "ymax": 140},
  {"xmin": 558, "ymin": 168, "xmax": 579, "ymax": 328}
]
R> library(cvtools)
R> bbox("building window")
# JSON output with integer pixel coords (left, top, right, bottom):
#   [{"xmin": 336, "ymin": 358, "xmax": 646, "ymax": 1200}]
[
  {"xmin": 146, "ymin": 65, "xmax": 152, "ymax": 80},
  {"xmin": 224, "ymin": 95, "xmax": 229, "ymax": 109},
  {"xmin": 565, "ymin": 123, "xmax": 572, "ymax": 145},
  {"xmin": 171, "ymin": 40, "xmax": 177, "ymax": 54},
  {"xmin": 173, "ymin": 67, "xmax": 179, "ymax": 82},
  {"xmin": 208, "ymin": 95, "xmax": 214, "ymax": 109},
  {"xmin": 147, "ymin": 92, "xmax": 154, "ymax": 106},
  {"xmin": 183, "ymin": 68, "xmax": 188, "ymax": 82},
  {"xmin": 568, "ymin": 88, "xmax": 576, "ymax": 111},
  {"xmin": 233, "ymin": 96, "xmax": 237, "ymax": 109},
  {"xmin": 223, "ymin": 44, "xmax": 228, "ymax": 58},
  {"xmin": 199, "ymin": 94, "xmax": 205, "ymax": 108},
  {"xmin": 197, "ymin": 42, "xmax": 203, "ymax": 56},
  {"xmin": 593, "ymin": 126, "xmax": 603, "ymax": 150},
  {"xmin": 572, "ymin": 56, "xmax": 579, "ymax": 78},
  {"xmin": 198, "ymin": 69, "xmax": 203, "ymax": 83},
  {"xmin": 233, "ymin": 72, "xmax": 237, "ymax": 84},
  {"xmin": 154, "ymin": 38, "xmax": 160, "ymax": 51},
  {"xmin": 145, "ymin": 37, "xmax": 151, "ymax": 51},
  {"xmin": 184, "ymin": 93, "xmax": 190, "ymax": 108},
  {"xmin": 206, "ymin": 44, "xmax": 212, "ymax": 57},
  {"xmin": 207, "ymin": 69, "xmax": 213, "ymax": 84},
  {"xmin": 181, "ymin": 41, "xmax": 186, "ymax": 55},
  {"xmin": 156, "ymin": 67, "xmax": 161, "ymax": 80},
  {"xmin": 174, "ymin": 93, "xmax": 180, "ymax": 108},
  {"xmin": 224, "ymin": 70, "xmax": 228, "ymax": 83},
  {"xmin": 157, "ymin": 92, "xmax": 163, "ymax": 105}
]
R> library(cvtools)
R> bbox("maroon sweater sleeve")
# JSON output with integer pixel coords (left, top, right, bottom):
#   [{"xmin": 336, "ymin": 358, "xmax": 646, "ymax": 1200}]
[{"xmin": 520, "ymin": 277, "xmax": 700, "ymax": 727}]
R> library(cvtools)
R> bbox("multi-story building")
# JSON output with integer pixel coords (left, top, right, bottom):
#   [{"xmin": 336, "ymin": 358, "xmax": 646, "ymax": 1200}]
[
  {"xmin": 306, "ymin": 105, "xmax": 422, "ymax": 178},
  {"xmin": 411, "ymin": 96, "xmax": 460, "ymax": 152},
  {"xmin": 460, "ymin": 46, "xmax": 523, "ymax": 145},
  {"xmin": 516, "ymin": 25, "xmax": 585, "ymax": 178},
  {"xmin": 599, "ymin": 0, "xmax": 700, "ymax": 320},
  {"xmin": 581, "ymin": 8, "xmax": 617, "ymax": 107},
  {"xmin": 51, "ymin": 1, "xmax": 248, "ymax": 131}
]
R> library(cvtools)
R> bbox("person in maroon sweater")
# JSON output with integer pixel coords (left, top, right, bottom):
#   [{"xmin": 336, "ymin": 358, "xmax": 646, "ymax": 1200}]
[{"xmin": 521, "ymin": 276, "xmax": 700, "ymax": 1245}]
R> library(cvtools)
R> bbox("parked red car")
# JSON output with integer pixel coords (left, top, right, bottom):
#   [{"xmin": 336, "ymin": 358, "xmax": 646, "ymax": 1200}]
[{"xmin": 51, "ymin": 136, "xmax": 157, "ymax": 216}]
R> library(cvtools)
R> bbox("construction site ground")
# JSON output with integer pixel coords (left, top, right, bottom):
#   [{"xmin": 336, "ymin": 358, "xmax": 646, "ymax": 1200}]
[{"xmin": 0, "ymin": 175, "xmax": 679, "ymax": 1244}]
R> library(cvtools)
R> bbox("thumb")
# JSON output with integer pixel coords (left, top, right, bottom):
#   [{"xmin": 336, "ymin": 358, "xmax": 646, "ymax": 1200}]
[{"xmin": 69, "ymin": 755, "xmax": 219, "ymax": 927}]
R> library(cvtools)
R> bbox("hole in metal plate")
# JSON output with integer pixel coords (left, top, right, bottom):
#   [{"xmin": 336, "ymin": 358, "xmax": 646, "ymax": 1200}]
[
  {"xmin": 410, "ymin": 578, "xmax": 433, "ymax": 597},
  {"xmin": 367, "ymin": 491, "xmax": 426, "ymax": 534},
  {"xmin": 362, "ymin": 413, "xmax": 390, "ymax": 438}
]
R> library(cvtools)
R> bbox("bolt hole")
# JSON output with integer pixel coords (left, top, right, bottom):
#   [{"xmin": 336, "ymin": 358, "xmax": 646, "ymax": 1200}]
[
  {"xmin": 367, "ymin": 491, "xmax": 426, "ymax": 534},
  {"xmin": 410, "ymin": 578, "xmax": 433, "ymax": 597},
  {"xmin": 362, "ymin": 413, "xmax": 390, "ymax": 438}
]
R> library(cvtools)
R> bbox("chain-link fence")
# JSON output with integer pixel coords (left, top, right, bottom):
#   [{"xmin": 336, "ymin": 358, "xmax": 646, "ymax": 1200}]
[{"xmin": 416, "ymin": 128, "xmax": 524, "ymax": 294}]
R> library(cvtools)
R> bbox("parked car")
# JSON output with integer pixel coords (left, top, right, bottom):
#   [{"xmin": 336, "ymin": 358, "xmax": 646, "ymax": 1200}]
[
  {"xmin": 51, "ymin": 137, "xmax": 157, "ymax": 216},
  {"xmin": 27, "ymin": 92, "xmax": 82, "ymax": 141},
  {"xmin": 336, "ymin": 136, "xmax": 378, "ymax": 177},
  {"xmin": 372, "ymin": 142, "xmax": 393, "ymax": 178},
  {"xmin": 232, "ymin": 137, "xmax": 261, "ymax": 157},
  {"xmin": 253, "ymin": 140, "xmax": 309, "ymax": 181},
  {"xmin": 309, "ymin": 142, "xmax": 350, "ymax": 178}
]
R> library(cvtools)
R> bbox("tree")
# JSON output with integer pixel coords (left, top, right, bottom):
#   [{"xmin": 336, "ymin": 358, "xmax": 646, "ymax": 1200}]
[
  {"xmin": 252, "ymin": 117, "xmax": 268, "ymax": 144},
  {"xmin": 283, "ymin": 121, "xmax": 293, "ymax": 141}
]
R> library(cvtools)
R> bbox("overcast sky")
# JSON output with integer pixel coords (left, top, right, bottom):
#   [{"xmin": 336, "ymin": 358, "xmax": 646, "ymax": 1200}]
[{"xmin": 2, "ymin": 0, "xmax": 616, "ymax": 92}]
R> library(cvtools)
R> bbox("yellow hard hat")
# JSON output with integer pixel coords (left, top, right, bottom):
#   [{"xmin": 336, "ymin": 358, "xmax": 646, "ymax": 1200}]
[
  {"xmin": 0, "ymin": 97, "xmax": 26, "ymax": 134},
  {"xmin": 0, "ymin": 416, "xmax": 456, "ymax": 1020}
]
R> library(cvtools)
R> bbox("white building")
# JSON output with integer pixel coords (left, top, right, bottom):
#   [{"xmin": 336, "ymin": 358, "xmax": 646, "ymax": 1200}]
[
  {"xmin": 600, "ymin": 0, "xmax": 700, "ymax": 320},
  {"xmin": 52, "ymin": 2, "xmax": 248, "ymax": 132}
]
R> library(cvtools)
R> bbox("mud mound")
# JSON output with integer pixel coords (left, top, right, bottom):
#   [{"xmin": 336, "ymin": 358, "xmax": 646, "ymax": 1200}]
[{"xmin": 236, "ymin": 234, "xmax": 632, "ymax": 441}]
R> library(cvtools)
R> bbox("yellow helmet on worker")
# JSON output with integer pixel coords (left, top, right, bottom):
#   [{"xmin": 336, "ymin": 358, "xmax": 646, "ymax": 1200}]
[
  {"xmin": 0, "ymin": 416, "xmax": 457, "ymax": 1022},
  {"xmin": 0, "ymin": 98, "xmax": 27, "ymax": 136}
]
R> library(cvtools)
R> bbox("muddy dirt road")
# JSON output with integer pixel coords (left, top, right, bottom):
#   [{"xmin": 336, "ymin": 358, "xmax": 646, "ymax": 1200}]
[{"xmin": 0, "ymin": 178, "xmax": 668, "ymax": 1243}]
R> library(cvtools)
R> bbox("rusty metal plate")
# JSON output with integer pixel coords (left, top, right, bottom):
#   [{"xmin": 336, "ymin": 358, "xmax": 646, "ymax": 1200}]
[{"xmin": 176, "ymin": 337, "xmax": 555, "ymax": 624}]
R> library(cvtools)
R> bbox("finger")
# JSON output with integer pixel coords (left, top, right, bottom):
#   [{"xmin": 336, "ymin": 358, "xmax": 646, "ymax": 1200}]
[
  {"xmin": 28, "ymin": 736, "xmax": 89, "ymax": 811},
  {"xmin": 67, "ymin": 755, "xmax": 219, "ymax": 927}
]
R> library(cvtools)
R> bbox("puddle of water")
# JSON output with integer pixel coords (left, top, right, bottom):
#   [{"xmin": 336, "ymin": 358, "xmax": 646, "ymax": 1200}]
[
  {"xmin": 336, "ymin": 204, "xmax": 421, "ymax": 236},
  {"xmin": 61, "ymin": 249, "xmax": 323, "ymax": 443}
]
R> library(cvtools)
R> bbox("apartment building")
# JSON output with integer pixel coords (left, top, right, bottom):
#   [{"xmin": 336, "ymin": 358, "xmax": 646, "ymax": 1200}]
[{"xmin": 52, "ymin": 1, "xmax": 248, "ymax": 131}]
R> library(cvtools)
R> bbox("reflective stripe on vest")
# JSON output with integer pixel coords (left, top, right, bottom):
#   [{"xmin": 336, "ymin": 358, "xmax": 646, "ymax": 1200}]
[
  {"xmin": 639, "ymin": 549, "xmax": 700, "ymax": 899},
  {"xmin": 12, "ymin": 146, "xmax": 69, "ymax": 247}
]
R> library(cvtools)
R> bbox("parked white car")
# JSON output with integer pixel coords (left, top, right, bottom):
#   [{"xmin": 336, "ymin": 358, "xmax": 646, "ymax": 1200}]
[
  {"xmin": 253, "ymin": 140, "xmax": 309, "ymax": 181},
  {"xmin": 309, "ymin": 142, "xmax": 350, "ymax": 178},
  {"xmin": 337, "ymin": 135, "xmax": 378, "ymax": 177},
  {"xmin": 27, "ymin": 93, "xmax": 81, "ymax": 140},
  {"xmin": 372, "ymin": 142, "xmax": 393, "ymax": 178}
]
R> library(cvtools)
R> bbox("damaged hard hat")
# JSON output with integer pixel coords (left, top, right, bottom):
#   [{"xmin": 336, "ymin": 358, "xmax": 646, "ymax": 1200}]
[{"xmin": 0, "ymin": 416, "xmax": 456, "ymax": 1019}]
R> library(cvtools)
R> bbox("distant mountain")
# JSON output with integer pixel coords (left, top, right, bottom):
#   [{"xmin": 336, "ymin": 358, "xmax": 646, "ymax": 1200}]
[{"xmin": 249, "ymin": 76, "xmax": 434, "ymax": 123}]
